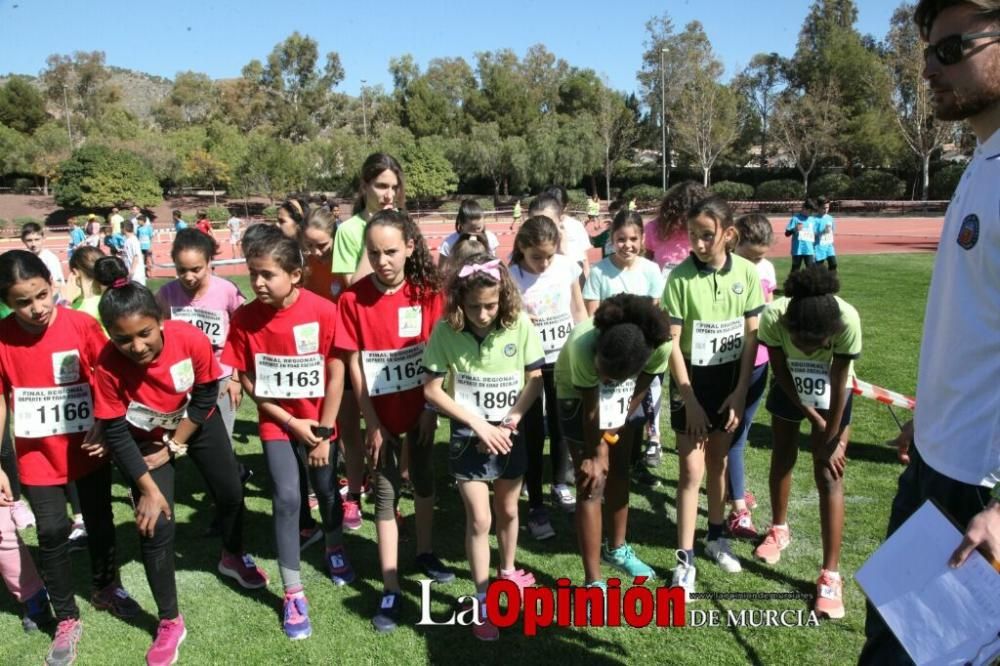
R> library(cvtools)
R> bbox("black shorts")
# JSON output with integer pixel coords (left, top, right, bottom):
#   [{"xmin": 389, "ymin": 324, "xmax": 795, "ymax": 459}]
[
  {"xmin": 557, "ymin": 395, "xmax": 647, "ymax": 445},
  {"xmin": 448, "ymin": 423, "xmax": 526, "ymax": 482},
  {"xmin": 765, "ymin": 380, "xmax": 853, "ymax": 428},
  {"xmin": 669, "ymin": 360, "xmax": 740, "ymax": 433}
]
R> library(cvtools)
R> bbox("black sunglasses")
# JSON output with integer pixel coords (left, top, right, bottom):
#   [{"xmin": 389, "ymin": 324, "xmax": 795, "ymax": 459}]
[{"xmin": 923, "ymin": 31, "xmax": 1000, "ymax": 65}]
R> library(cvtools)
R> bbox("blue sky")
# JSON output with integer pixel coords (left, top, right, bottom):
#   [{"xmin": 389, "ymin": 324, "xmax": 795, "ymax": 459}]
[{"xmin": 0, "ymin": 0, "xmax": 901, "ymax": 96}]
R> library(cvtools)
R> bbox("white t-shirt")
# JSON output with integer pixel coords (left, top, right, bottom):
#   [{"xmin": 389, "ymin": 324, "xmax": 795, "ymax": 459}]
[
  {"xmin": 559, "ymin": 216, "xmax": 591, "ymax": 265},
  {"xmin": 437, "ymin": 230, "xmax": 500, "ymax": 257},
  {"xmin": 38, "ymin": 249, "xmax": 65, "ymax": 285},
  {"xmin": 510, "ymin": 254, "xmax": 582, "ymax": 363},
  {"xmin": 123, "ymin": 235, "xmax": 147, "ymax": 286},
  {"xmin": 915, "ymin": 127, "xmax": 1000, "ymax": 487}
]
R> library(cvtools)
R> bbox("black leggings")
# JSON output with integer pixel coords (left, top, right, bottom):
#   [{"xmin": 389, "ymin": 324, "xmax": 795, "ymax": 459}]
[
  {"xmin": 21, "ymin": 464, "xmax": 117, "ymax": 620},
  {"xmin": 0, "ymin": 416, "xmax": 21, "ymax": 500},
  {"xmin": 790, "ymin": 255, "xmax": 815, "ymax": 271},
  {"xmin": 129, "ymin": 410, "xmax": 247, "ymax": 619},
  {"xmin": 523, "ymin": 365, "xmax": 573, "ymax": 509}
]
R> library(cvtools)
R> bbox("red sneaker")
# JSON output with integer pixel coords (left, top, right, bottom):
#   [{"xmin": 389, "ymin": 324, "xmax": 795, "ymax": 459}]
[
  {"xmin": 815, "ymin": 570, "xmax": 845, "ymax": 619},
  {"xmin": 343, "ymin": 499, "xmax": 362, "ymax": 531},
  {"xmin": 726, "ymin": 508, "xmax": 759, "ymax": 540},
  {"xmin": 218, "ymin": 552, "xmax": 269, "ymax": 589}
]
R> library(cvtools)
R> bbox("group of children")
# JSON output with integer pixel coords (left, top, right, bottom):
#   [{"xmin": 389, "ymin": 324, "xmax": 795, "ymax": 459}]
[
  {"xmin": 786, "ymin": 196, "xmax": 838, "ymax": 273},
  {"xmin": 0, "ymin": 152, "xmax": 861, "ymax": 662}
]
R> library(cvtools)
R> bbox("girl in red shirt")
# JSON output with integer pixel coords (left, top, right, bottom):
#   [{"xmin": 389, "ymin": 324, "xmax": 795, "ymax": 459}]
[
  {"xmin": 336, "ymin": 210, "xmax": 452, "ymax": 632},
  {"xmin": 222, "ymin": 225, "xmax": 352, "ymax": 641},
  {"xmin": 0, "ymin": 250, "xmax": 137, "ymax": 666},
  {"xmin": 91, "ymin": 257, "xmax": 267, "ymax": 666}
]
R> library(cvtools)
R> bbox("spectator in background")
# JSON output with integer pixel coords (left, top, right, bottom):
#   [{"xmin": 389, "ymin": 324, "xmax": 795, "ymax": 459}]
[
  {"xmin": 196, "ymin": 211, "xmax": 213, "ymax": 236},
  {"xmin": 102, "ymin": 224, "xmax": 124, "ymax": 257},
  {"xmin": 172, "ymin": 209, "xmax": 188, "ymax": 231},
  {"xmin": 85, "ymin": 214, "xmax": 102, "ymax": 247},
  {"xmin": 109, "ymin": 206, "xmax": 124, "ymax": 235},
  {"xmin": 122, "ymin": 220, "xmax": 147, "ymax": 286},
  {"xmin": 20, "ymin": 222, "xmax": 65, "ymax": 286},
  {"xmin": 67, "ymin": 217, "xmax": 86, "ymax": 256},
  {"xmin": 136, "ymin": 214, "xmax": 154, "ymax": 271}
]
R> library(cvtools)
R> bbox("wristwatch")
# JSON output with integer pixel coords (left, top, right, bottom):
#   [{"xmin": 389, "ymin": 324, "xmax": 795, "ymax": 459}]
[
  {"xmin": 500, "ymin": 416, "xmax": 518, "ymax": 433},
  {"xmin": 313, "ymin": 426, "xmax": 335, "ymax": 440}
]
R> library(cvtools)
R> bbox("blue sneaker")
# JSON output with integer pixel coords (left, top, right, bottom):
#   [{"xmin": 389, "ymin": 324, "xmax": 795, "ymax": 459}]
[
  {"xmin": 582, "ymin": 580, "xmax": 607, "ymax": 624},
  {"xmin": 282, "ymin": 592, "xmax": 312, "ymax": 640},
  {"xmin": 600, "ymin": 542, "xmax": 656, "ymax": 580},
  {"xmin": 23, "ymin": 587, "xmax": 53, "ymax": 632},
  {"xmin": 326, "ymin": 545, "xmax": 356, "ymax": 586}
]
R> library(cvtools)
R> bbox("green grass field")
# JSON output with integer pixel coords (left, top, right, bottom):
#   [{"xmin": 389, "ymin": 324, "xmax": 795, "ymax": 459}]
[{"xmin": 0, "ymin": 253, "xmax": 932, "ymax": 665}]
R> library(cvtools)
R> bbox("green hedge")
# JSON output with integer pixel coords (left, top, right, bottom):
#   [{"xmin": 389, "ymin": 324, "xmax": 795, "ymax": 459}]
[
  {"xmin": 809, "ymin": 173, "xmax": 852, "ymax": 199},
  {"xmin": 755, "ymin": 179, "xmax": 805, "ymax": 200},
  {"xmin": 929, "ymin": 164, "xmax": 964, "ymax": 200},
  {"xmin": 205, "ymin": 206, "xmax": 231, "ymax": 222},
  {"xmin": 710, "ymin": 181, "xmax": 754, "ymax": 201},
  {"xmin": 438, "ymin": 198, "xmax": 496, "ymax": 214},
  {"xmin": 622, "ymin": 184, "xmax": 664, "ymax": 202},
  {"xmin": 851, "ymin": 170, "xmax": 906, "ymax": 200}
]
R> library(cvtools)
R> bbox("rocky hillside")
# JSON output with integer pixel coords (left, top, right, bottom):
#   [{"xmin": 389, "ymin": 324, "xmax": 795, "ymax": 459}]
[{"xmin": 0, "ymin": 68, "xmax": 172, "ymax": 123}]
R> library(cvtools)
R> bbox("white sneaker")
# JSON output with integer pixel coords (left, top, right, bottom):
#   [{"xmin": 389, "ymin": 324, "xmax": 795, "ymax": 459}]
[
  {"xmin": 705, "ymin": 537, "xmax": 742, "ymax": 573},
  {"xmin": 550, "ymin": 484, "xmax": 576, "ymax": 512},
  {"xmin": 671, "ymin": 550, "xmax": 697, "ymax": 602},
  {"xmin": 68, "ymin": 521, "xmax": 88, "ymax": 552}
]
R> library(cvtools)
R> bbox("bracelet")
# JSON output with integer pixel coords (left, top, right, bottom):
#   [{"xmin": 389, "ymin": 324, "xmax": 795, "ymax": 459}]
[
  {"xmin": 602, "ymin": 432, "xmax": 619, "ymax": 445},
  {"xmin": 283, "ymin": 415, "xmax": 295, "ymax": 431},
  {"xmin": 229, "ymin": 376, "xmax": 241, "ymax": 384},
  {"xmin": 162, "ymin": 433, "xmax": 188, "ymax": 457}
]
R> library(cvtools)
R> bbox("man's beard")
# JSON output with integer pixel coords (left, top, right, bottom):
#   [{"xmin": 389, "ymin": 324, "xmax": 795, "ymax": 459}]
[{"xmin": 935, "ymin": 54, "xmax": 1000, "ymax": 121}]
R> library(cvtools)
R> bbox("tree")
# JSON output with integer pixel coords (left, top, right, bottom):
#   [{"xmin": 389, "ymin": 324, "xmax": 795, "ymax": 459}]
[
  {"xmin": 772, "ymin": 86, "xmax": 845, "ymax": 192},
  {"xmin": 466, "ymin": 50, "xmax": 537, "ymax": 137},
  {"xmin": 153, "ymin": 71, "xmax": 216, "ymax": 129},
  {"xmin": 453, "ymin": 122, "xmax": 529, "ymax": 200},
  {"xmin": 54, "ymin": 144, "xmax": 161, "ymax": 208},
  {"xmin": 885, "ymin": 2, "xmax": 953, "ymax": 199},
  {"xmin": 0, "ymin": 123, "xmax": 33, "ymax": 176},
  {"xmin": 30, "ymin": 122, "xmax": 72, "ymax": 195},
  {"xmin": 233, "ymin": 132, "xmax": 309, "ymax": 203},
  {"xmin": 398, "ymin": 139, "xmax": 459, "ymax": 200},
  {"xmin": 0, "ymin": 77, "xmax": 49, "ymax": 134},
  {"xmin": 41, "ymin": 51, "xmax": 121, "ymax": 134},
  {"xmin": 217, "ymin": 63, "xmax": 270, "ymax": 133},
  {"xmin": 255, "ymin": 33, "xmax": 345, "ymax": 142},
  {"xmin": 735, "ymin": 53, "xmax": 786, "ymax": 167},
  {"xmin": 673, "ymin": 77, "xmax": 742, "ymax": 186},
  {"xmin": 183, "ymin": 150, "xmax": 230, "ymax": 205},
  {"xmin": 594, "ymin": 83, "xmax": 639, "ymax": 200}
]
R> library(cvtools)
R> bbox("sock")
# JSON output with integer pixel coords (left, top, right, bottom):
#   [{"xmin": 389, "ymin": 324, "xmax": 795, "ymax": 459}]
[
  {"xmin": 773, "ymin": 523, "xmax": 788, "ymax": 530},
  {"xmin": 499, "ymin": 568, "xmax": 515, "ymax": 577},
  {"xmin": 824, "ymin": 570, "xmax": 840, "ymax": 579},
  {"xmin": 707, "ymin": 522, "xmax": 724, "ymax": 541},
  {"xmin": 280, "ymin": 567, "xmax": 302, "ymax": 593},
  {"xmin": 284, "ymin": 584, "xmax": 304, "ymax": 597},
  {"xmin": 684, "ymin": 548, "xmax": 695, "ymax": 565}
]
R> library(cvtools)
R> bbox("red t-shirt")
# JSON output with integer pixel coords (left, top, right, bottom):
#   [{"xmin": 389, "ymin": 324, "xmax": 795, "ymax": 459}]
[
  {"xmin": 93, "ymin": 320, "xmax": 221, "ymax": 442},
  {"xmin": 196, "ymin": 218, "xmax": 213, "ymax": 235},
  {"xmin": 0, "ymin": 307, "xmax": 107, "ymax": 485},
  {"xmin": 222, "ymin": 288, "xmax": 338, "ymax": 442},
  {"xmin": 304, "ymin": 253, "xmax": 339, "ymax": 303},
  {"xmin": 335, "ymin": 276, "xmax": 442, "ymax": 435}
]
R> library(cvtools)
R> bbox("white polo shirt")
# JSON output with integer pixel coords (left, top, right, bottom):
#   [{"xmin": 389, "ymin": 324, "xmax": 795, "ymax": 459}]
[
  {"xmin": 915, "ymin": 127, "xmax": 1000, "ymax": 487},
  {"xmin": 560, "ymin": 216, "xmax": 591, "ymax": 265}
]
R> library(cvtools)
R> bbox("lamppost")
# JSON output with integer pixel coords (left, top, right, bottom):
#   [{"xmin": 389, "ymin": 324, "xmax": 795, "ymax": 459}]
[
  {"xmin": 62, "ymin": 84, "xmax": 73, "ymax": 145},
  {"xmin": 660, "ymin": 47, "xmax": 668, "ymax": 191},
  {"xmin": 360, "ymin": 79, "xmax": 368, "ymax": 144}
]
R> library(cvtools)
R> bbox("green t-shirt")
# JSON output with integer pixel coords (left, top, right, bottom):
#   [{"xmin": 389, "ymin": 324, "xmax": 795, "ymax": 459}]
[
  {"xmin": 553, "ymin": 318, "xmax": 671, "ymax": 400},
  {"xmin": 758, "ymin": 295, "xmax": 862, "ymax": 390},
  {"xmin": 423, "ymin": 313, "xmax": 545, "ymax": 426},
  {"xmin": 661, "ymin": 253, "xmax": 765, "ymax": 364},
  {"xmin": 331, "ymin": 214, "xmax": 366, "ymax": 275},
  {"xmin": 0, "ymin": 303, "xmax": 10, "ymax": 318}
]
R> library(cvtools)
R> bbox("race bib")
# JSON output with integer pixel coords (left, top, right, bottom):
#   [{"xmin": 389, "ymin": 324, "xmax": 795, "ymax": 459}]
[
  {"xmin": 454, "ymin": 372, "xmax": 520, "ymax": 423},
  {"xmin": 398, "ymin": 307, "xmax": 422, "ymax": 338},
  {"xmin": 171, "ymin": 307, "xmax": 226, "ymax": 347},
  {"xmin": 598, "ymin": 378, "xmax": 636, "ymax": 430},
  {"xmin": 361, "ymin": 345, "xmax": 425, "ymax": 396},
  {"xmin": 798, "ymin": 226, "xmax": 815, "ymax": 243},
  {"xmin": 535, "ymin": 313, "xmax": 574, "ymax": 354},
  {"xmin": 691, "ymin": 318, "xmax": 744, "ymax": 366},
  {"xmin": 52, "ymin": 350, "xmax": 81, "ymax": 385},
  {"xmin": 820, "ymin": 229, "xmax": 834, "ymax": 246},
  {"xmin": 255, "ymin": 354, "xmax": 325, "ymax": 399},
  {"xmin": 788, "ymin": 359, "xmax": 831, "ymax": 409},
  {"xmin": 126, "ymin": 400, "xmax": 187, "ymax": 432},
  {"xmin": 13, "ymin": 384, "xmax": 93, "ymax": 438}
]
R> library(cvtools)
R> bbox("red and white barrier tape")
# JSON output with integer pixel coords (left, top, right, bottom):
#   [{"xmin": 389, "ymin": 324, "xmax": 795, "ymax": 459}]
[{"xmin": 852, "ymin": 378, "xmax": 915, "ymax": 411}]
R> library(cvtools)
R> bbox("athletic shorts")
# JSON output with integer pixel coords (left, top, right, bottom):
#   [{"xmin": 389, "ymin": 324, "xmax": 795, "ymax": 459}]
[
  {"xmin": 765, "ymin": 380, "xmax": 853, "ymax": 428},
  {"xmin": 669, "ymin": 360, "xmax": 741, "ymax": 433},
  {"xmin": 557, "ymin": 396, "xmax": 646, "ymax": 446},
  {"xmin": 448, "ymin": 424, "xmax": 526, "ymax": 482}
]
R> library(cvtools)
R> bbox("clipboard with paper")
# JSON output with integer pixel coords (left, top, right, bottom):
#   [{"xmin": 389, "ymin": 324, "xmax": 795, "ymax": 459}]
[{"xmin": 856, "ymin": 500, "xmax": 1000, "ymax": 666}]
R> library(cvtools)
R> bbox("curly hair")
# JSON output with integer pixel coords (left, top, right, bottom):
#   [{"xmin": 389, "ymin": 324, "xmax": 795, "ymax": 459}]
[
  {"xmin": 781, "ymin": 265, "xmax": 845, "ymax": 345},
  {"xmin": 653, "ymin": 181, "xmax": 709, "ymax": 240},
  {"xmin": 365, "ymin": 209, "xmax": 440, "ymax": 301},
  {"xmin": 593, "ymin": 294, "xmax": 671, "ymax": 380},
  {"xmin": 444, "ymin": 252, "xmax": 522, "ymax": 332}
]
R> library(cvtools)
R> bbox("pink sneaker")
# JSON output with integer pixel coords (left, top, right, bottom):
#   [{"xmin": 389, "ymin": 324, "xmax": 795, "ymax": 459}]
[
  {"xmin": 815, "ymin": 570, "xmax": 845, "ymax": 619},
  {"xmin": 727, "ymin": 508, "xmax": 759, "ymax": 540},
  {"xmin": 11, "ymin": 500, "xmax": 35, "ymax": 529},
  {"xmin": 497, "ymin": 568, "xmax": 536, "ymax": 591},
  {"xmin": 218, "ymin": 552, "xmax": 269, "ymax": 589},
  {"xmin": 146, "ymin": 615, "xmax": 186, "ymax": 666},
  {"xmin": 754, "ymin": 525, "xmax": 791, "ymax": 565},
  {"xmin": 343, "ymin": 499, "xmax": 362, "ymax": 531},
  {"xmin": 465, "ymin": 599, "xmax": 498, "ymax": 641}
]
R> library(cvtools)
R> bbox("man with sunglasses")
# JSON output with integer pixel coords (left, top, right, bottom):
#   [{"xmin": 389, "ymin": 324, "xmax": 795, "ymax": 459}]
[{"xmin": 860, "ymin": 1, "xmax": 1000, "ymax": 663}]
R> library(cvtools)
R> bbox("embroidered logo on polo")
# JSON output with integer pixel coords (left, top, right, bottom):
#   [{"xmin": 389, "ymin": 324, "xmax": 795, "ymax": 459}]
[
  {"xmin": 957, "ymin": 213, "xmax": 979, "ymax": 250},
  {"xmin": 503, "ymin": 343, "xmax": 517, "ymax": 357},
  {"xmin": 732, "ymin": 282, "xmax": 745, "ymax": 295}
]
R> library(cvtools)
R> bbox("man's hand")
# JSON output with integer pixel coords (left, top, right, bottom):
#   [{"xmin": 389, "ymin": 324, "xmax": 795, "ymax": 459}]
[
  {"xmin": 950, "ymin": 502, "xmax": 1000, "ymax": 570},
  {"xmin": 894, "ymin": 419, "xmax": 914, "ymax": 465}
]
